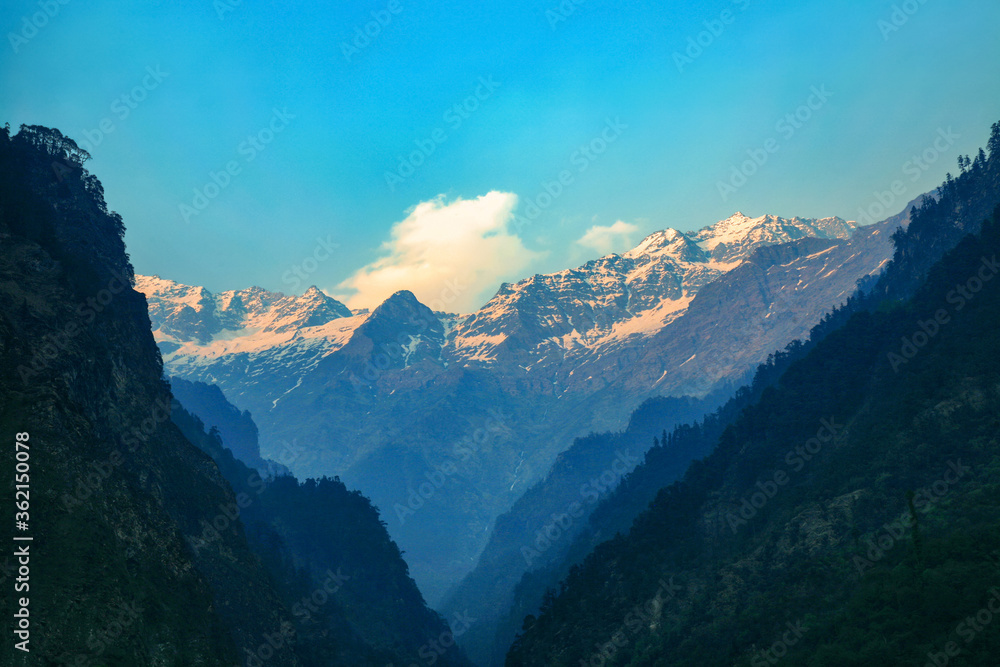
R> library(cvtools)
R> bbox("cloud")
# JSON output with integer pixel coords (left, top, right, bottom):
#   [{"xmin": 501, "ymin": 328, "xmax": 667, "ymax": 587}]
[
  {"xmin": 574, "ymin": 220, "xmax": 639, "ymax": 255},
  {"xmin": 335, "ymin": 191, "xmax": 544, "ymax": 313}
]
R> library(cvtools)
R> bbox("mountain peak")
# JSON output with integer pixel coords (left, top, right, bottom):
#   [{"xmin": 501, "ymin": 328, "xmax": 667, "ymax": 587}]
[
  {"xmin": 693, "ymin": 213, "xmax": 856, "ymax": 262},
  {"xmin": 137, "ymin": 274, "xmax": 352, "ymax": 341},
  {"xmin": 357, "ymin": 290, "xmax": 445, "ymax": 354},
  {"xmin": 381, "ymin": 289, "xmax": 421, "ymax": 307},
  {"xmin": 623, "ymin": 227, "xmax": 707, "ymax": 265},
  {"xmin": 365, "ymin": 290, "xmax": 439, "ymax": 326},
  {"xmin": 294, "ymin": 286, "xmax": 351, "ymax": 320}
]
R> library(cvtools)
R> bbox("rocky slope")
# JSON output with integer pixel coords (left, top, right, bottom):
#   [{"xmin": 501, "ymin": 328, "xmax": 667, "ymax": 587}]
[{"xmin": 0, "ymin": 124, "xmax": 298, "ymax": 665}]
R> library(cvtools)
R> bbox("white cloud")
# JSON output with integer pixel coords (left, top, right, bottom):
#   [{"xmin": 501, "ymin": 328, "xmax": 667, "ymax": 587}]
[
  {"xmin": 574, "ymin": 220, "xmax": 639, "ymax": 255},
  {"xmin": 335, "ymin": 191, "xmax": 544, "ymax": 313}
]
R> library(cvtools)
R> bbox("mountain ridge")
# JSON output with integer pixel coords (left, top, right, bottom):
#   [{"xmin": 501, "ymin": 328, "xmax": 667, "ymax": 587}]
[
  {"xmin": 136, "ymin": 209, "xmax": 898, "ymax": 604},
  {"xmin": 0, "ymin": 123, "xmax": 467, "ymax": 666},
  {"xmin": 505, "ymin": 120, "xmax": 1000, "ymax": 667}
]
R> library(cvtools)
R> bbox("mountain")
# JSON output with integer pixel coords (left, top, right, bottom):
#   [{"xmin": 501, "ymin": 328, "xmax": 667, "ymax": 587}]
[
  {"xmin": 142, "ymin": 276, "xmax": 353, "ymax": 347},
  {"xmin": 139, "ymin": 212, "xmax": 896, "ymax": 604},
  {"xmin": 442, "ymin": 214, "xmax": 856, "ymax": 384},
  {"xmin": 170, "ymin": 401, "xmax": 470, "ymax": 667},
  {"xmin": 440, "ymin": 201, "xmax": 926, "ymax": 667},
  {"xmin": 0, "ymin": 124, "xmax": 297, "ymax": 665},
  {"xmin": 439, "ymin": 396, "xmax": 717, "ymax": 666},
  {"xmin": 168, "ymin": 375, "xmax": 289, "ymax": 475},
  {"xmin": 505, "ymin": 121, "xmax": 1000, "ymax": 666},
  {"xmin": 0, "ymin": 123, "xmax": 466, "ymax": 666},
  {"xmin": 444, "ymin": 346, "xmax": 822, "ymax": 666}
]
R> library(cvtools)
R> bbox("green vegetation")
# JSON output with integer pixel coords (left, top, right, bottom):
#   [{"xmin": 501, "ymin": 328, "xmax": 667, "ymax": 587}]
[
  {"xmin": 0, "ymin": 123, "xmax": 468, "ymax": 666},
  {"xmin": 507, "ymin": 123, "xmax": 1000, "ymax": 666},
  {"xmin": 174, "ymin": 403, "xmax": 470, "ymax": 666}
]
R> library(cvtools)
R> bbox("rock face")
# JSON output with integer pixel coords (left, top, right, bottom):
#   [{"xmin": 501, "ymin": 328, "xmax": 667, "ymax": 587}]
[
  {"xmin": 0, "ymin": 125, "xmax": 298, "ymax": 665},
  {"xmin": 138, "ymin": 211, "xmax": 899, "ymax": 604},
  {"xmin": 443, "ymin": 213, "xmax": 856, "ymax": 376}
]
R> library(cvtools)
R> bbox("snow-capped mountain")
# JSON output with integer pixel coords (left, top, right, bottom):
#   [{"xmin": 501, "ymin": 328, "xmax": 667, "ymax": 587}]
[
  {"xmin": 445, "ymin": 213, "xmax": 857, "ymax": 379},
  {"xmin": 138, "ymin": 209, "xmax": 898, "ymax": 605},
  {"xmin": 141, "ymin": 276, "xmax": 354, "ymax": 347}
]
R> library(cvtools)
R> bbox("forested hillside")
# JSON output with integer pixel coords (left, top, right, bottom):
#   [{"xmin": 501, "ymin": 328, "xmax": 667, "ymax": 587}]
[
  {"xmin": 0, "ymin": 123, "xmax": 467, "ymax": 666},
  {"xmin": 172, "ymin": 402, "xmax": 471, "ymax": 667},
  {"xmin": 507, "ymin": 123, "xmax": 1000, "ymax": 666}
]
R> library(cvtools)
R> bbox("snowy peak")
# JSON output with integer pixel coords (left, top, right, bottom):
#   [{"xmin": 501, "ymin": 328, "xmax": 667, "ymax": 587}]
[
  {"xmin": 135, "ymin": 275, "xmax": 352, "ymax": 343},
  {"xmin": 623, "ymin": 228, "xmax": 707, "ymax": 264},
  {"xmin": 137, "ymin": 274, "xmax": 214, "ymax": 309},
  {"xmin": 137, "ymin": 275, "xmax": 221, "ymax": 343},
  {"xmin": 252, "ymin": 286, "xmax": 353, "ymax": 334},
  {"xmin": 219, "ymin": 285, "xmax": 283, "ymax": 318},
  {"xmin": 345, "ymin": 290, "xmax": 448, "ymax": 369},
  {"xmin": 138, "ymin": 210, "xmax": 863, "ymax": 380},
  {"xmin": 692, "ymin": 213, "xmax": 857, "ymax": 262},
  {"xmin": 612, "ymin": 213, "xmax": 855, "ymax": 268},
  {"xmin": 445, "ymin": 212, "xmax": 861, "ymax": 369},
  {"xmin": 363, "ymin": 290, "xmax": 444, "ymax": 339},
  {"xmin": 138, "ymin": 210, "xmax": 866, "ymax": 390}
]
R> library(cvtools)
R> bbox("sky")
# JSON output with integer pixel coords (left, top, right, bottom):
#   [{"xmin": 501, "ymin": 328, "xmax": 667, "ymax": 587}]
[{"xmin": 2, "ymin": 0, "xmax": 999, "ymax": 312}]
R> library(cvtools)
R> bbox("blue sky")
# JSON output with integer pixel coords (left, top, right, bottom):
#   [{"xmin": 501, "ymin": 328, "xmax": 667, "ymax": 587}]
[{"xmin": 2, "ymin": 0, "xmax": 999, "ymax": 311}]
